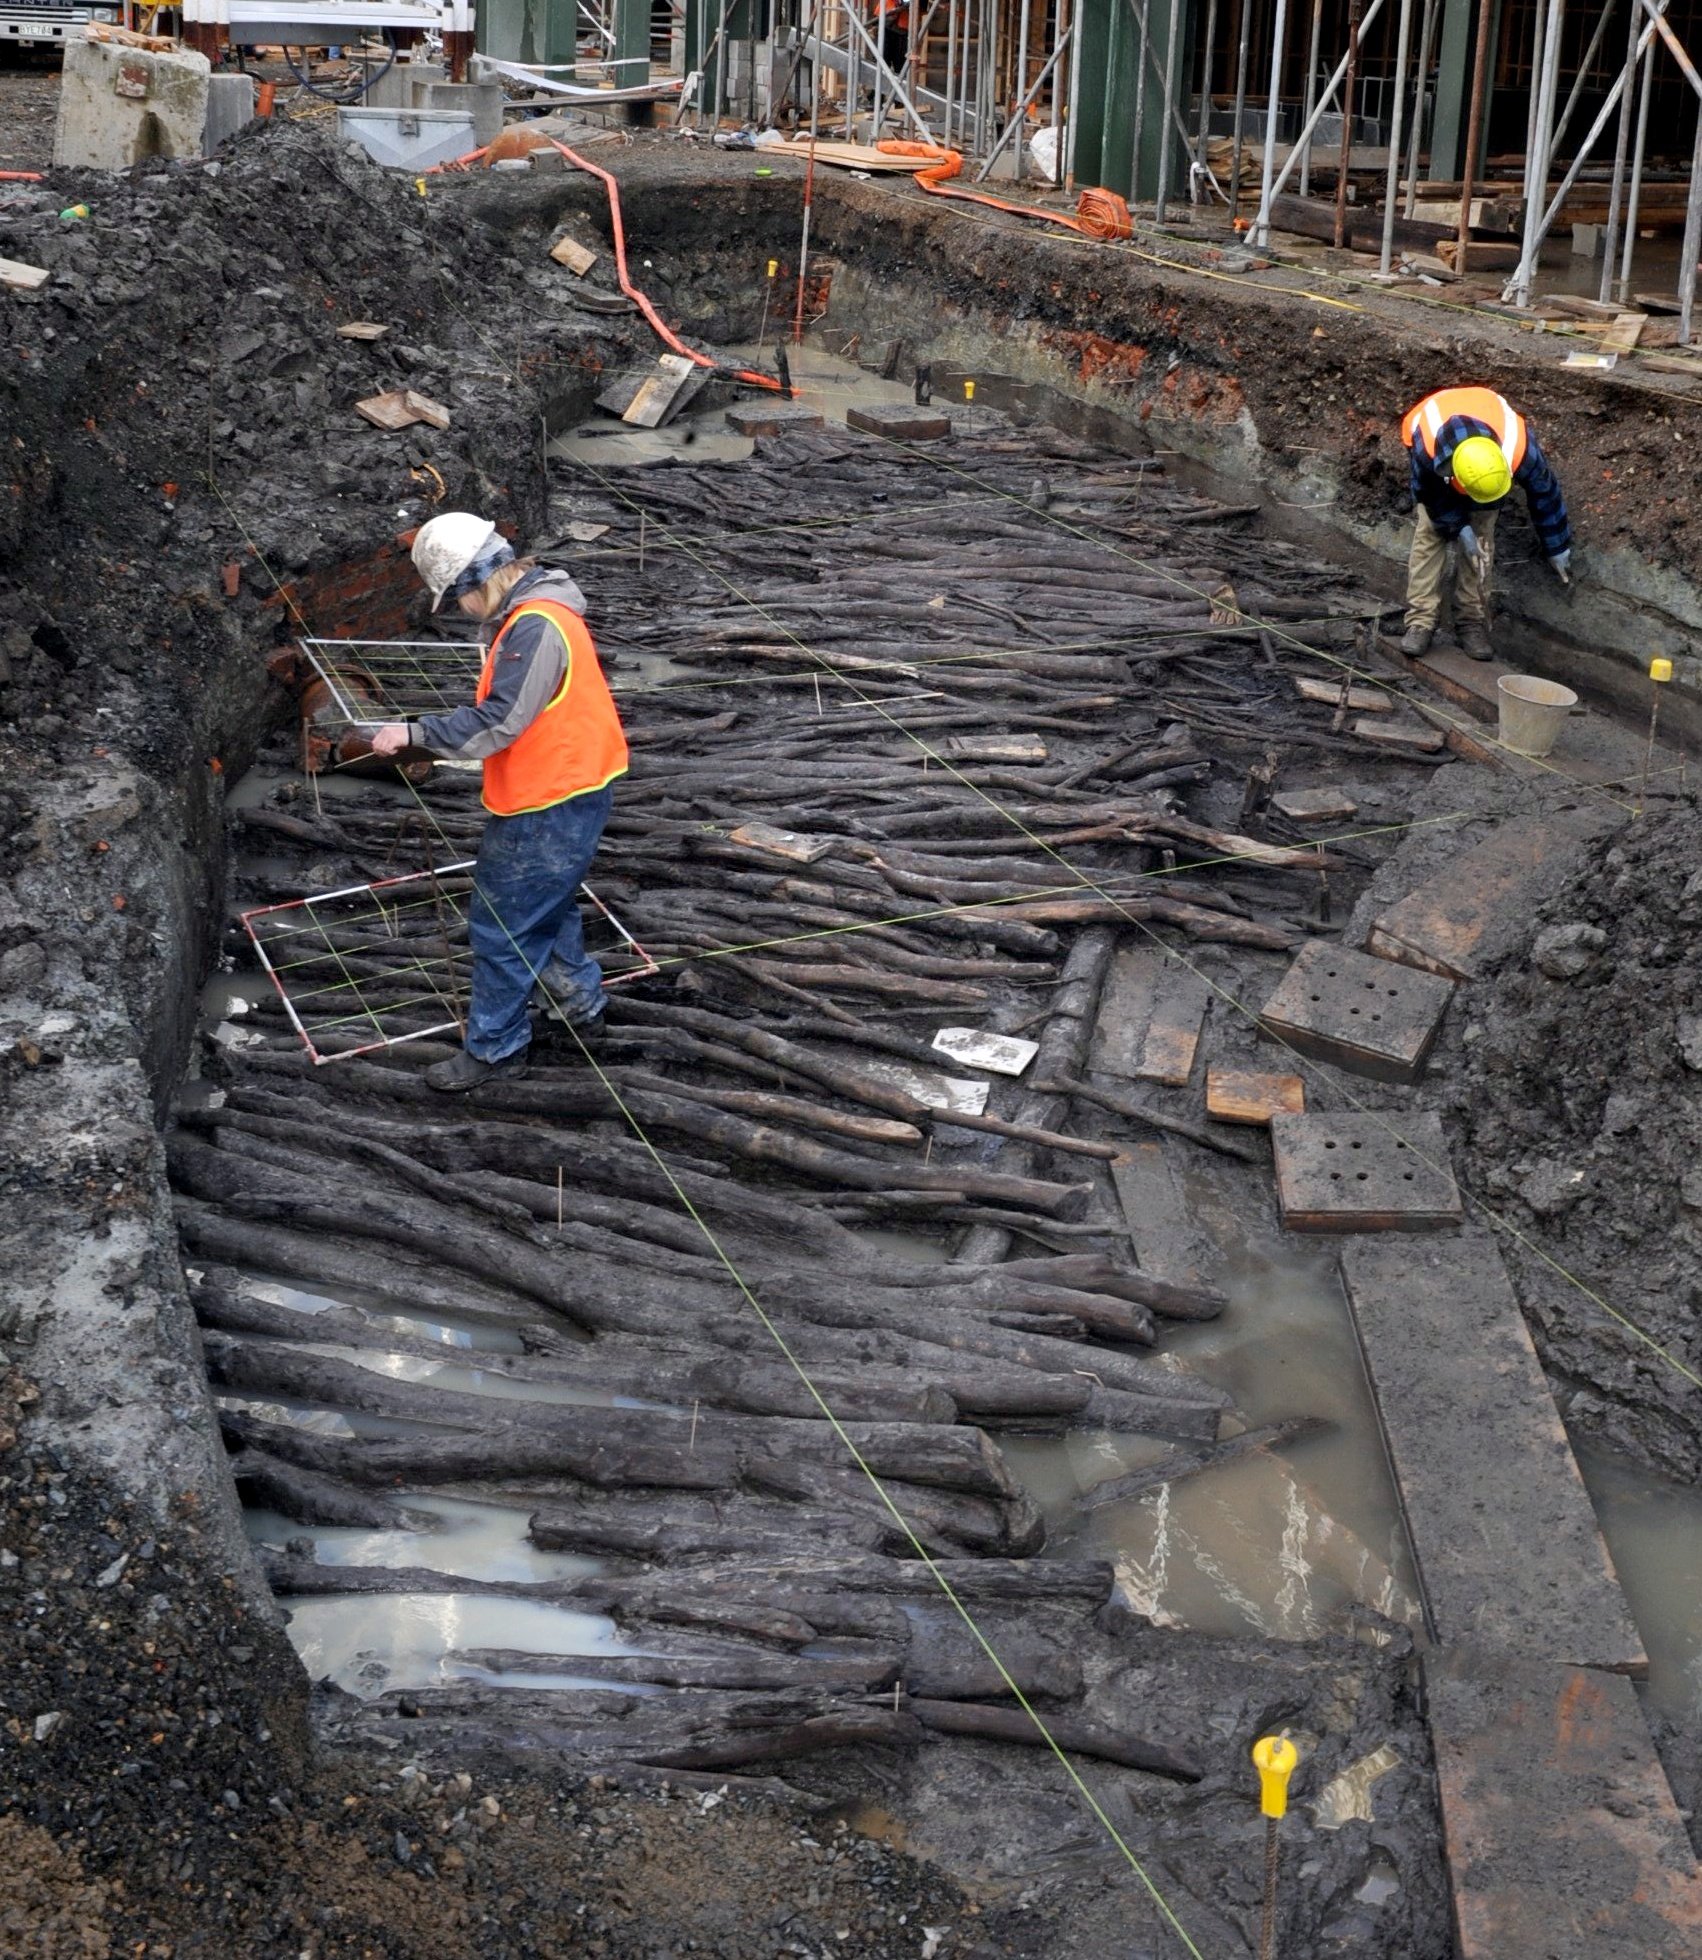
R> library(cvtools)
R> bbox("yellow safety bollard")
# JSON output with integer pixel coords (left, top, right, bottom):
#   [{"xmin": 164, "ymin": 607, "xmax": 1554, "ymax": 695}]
[
  {"xmin": 1640, "ymin": 655, "xmax": 1674, "ymax": 815},
  {"xmin": 1252, "ymin": 1735, "xmax": 1297, "ymax": 1959}
]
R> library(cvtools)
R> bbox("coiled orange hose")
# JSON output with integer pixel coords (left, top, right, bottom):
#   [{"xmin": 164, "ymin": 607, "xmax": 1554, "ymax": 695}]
[{"xmin": 876, "ymin": 141, "xmax": 1131, "ymax": 241}]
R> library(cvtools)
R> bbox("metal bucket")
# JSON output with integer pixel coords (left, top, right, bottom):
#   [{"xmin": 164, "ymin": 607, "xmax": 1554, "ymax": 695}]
[{"xmin": 1496, "ymin": 674, "xmax": 1578, "ymax": 758}]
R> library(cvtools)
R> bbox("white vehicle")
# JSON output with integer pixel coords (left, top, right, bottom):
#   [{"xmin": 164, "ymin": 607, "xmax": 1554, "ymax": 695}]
[{"xmin": 0, "ymin": 0, "xmax": 124, "ymax": 48}]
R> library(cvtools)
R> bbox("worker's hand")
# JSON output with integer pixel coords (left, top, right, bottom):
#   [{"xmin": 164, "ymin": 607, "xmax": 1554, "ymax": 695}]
[
  {"xmin": 1548, "ymin": 549, "xmax": 1572, "ymax": 586},
  {"xmin": 368, "ymin": 723, "xmax": 411, "ymax": 757},
  {"xmin": 1457, "ymin": 524, "xmax": 1484, "ymax": 578}
]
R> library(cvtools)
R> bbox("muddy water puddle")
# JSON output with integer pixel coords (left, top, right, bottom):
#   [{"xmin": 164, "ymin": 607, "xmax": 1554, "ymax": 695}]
[{"xmin": 1577, "ymin": 1442, "xmax": 1702, "ymax": 1722}]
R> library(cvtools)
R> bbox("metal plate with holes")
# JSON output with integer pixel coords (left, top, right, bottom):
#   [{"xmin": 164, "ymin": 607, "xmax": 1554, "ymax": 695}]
[
  {"xmin": 1258, "ymin": 939, "xmax": 1455, "ymax": 1083},
  {"xmin": 1271, "ymin": 1111, "xmax": 1462, "ymax": 1232}
]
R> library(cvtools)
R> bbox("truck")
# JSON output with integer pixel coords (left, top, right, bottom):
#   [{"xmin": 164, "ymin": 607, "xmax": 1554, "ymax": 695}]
[{"xmin": 0, "ymin": 0, "xmax": 126, "ymax": 52}]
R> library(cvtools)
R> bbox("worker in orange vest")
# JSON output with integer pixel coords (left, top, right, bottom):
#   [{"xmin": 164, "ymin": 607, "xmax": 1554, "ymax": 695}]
[
  {"xmin": 875, "ymin": 0, "xmax": 911, "ymax": 73},
  {"xmin": 1399, "ymin": 385, "xmax": 1572, "ymax": 661},
  {"xmin": 369, "ymin": 512, "xmax": 629, "ymax": 1092}
]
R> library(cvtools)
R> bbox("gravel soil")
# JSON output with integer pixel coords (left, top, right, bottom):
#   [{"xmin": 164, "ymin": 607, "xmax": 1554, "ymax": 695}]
[{"xmin": 0, "ymin": 56, "xmax": 57, "ymax": 174}]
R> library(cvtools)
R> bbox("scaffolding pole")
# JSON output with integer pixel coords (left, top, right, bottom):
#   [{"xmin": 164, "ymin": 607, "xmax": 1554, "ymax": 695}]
[
  {"xmin": 1299, "ymin": 0, "xmax": 1326, "ymax": 195},
  {"xmin": 1598, "ymin": 0, "xmax": 1645, "ymax": 299},
  {"xmin": 1510, "ymin": 0, "xmax": 1567, "ymax": 306},
  {"xmin": 1251, "ymin": 0, "xmax": 1390, "ymax": 238},
  {"xmin": 1379, "ymin": 0, "xmax": 1418, "ymax": 271},
  {"xmin": 1679, "ymin": 91, "xmax": 1702, "ymax": 342},
  {"xmin": 1154, "ymin": 0, "xmax": 1185, "ymax": 217},
  {"xmin": 1455, "ymin": 0, "xmax": 1494, "ymax": 266},
  {"xmin": 1228, "ymin": 0, "xmax": 1252, "ymax": 219},
  {"xmin": 1402, "ymin": 0, "xmax": 1442, "ymax": 216},
  {"xmin": 1251, "ymin": 0, "xmax": 1292, "ymax": 247},
  {"xmin": 1617, "ymin": 24, "xmax": 1656, "ymax": 297}
]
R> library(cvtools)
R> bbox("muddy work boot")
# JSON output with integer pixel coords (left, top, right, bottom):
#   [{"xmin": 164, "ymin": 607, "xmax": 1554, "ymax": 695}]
[
  {"xmin": 1457, "ymin": 620, "xmax": 1495, "ymax": 663},
  {"xmin": 1398, "ymin": 623, "xmax": 1434, "ymax": 657},
  {"xmin": 424, "ymin": 1048, "xmax": 531, "ymax": 1094}
]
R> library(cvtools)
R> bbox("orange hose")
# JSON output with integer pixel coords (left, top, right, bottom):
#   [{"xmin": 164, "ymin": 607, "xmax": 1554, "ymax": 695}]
[
  {"xmin": 875, "ymin": 140, "xmax": 1131, "ymax": 242},
  {"xmin": 551, "ymin": 141, "xmax": 784, "ymax": 394}
]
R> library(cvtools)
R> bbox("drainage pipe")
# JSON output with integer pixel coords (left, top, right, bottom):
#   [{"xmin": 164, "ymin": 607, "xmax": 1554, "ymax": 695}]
[{"xmin": 1378, "ymin": 0, "xmax": 1418, "ymax": 272}]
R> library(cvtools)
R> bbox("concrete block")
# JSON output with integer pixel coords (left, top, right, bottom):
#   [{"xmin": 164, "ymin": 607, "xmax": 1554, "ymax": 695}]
[
  {"xmin": 203, "ymin": 72, "xmax": 256, "ymax": 156},
  {"xmin": 364, "ymin": 58, "xmax": 446, "ymax": 110},
  {"xmin": 53, "ymin": 38, "xmax": 210, "ymax": 171},
  {"xmin": 421, "ymin": 80, "xmax": 503, "ymax": 149},
  {"xmin": 1570, "ymin": 222, "xmax": 1603, "ymax": 258}
]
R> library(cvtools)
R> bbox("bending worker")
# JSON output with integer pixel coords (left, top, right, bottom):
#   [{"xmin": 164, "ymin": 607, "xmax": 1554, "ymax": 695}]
[
  {"xmin": 369, "ymin": 512, "xmax": 628, "ymax": 1094},
  {"xmin": 1399, "ymin": 385, "xmax": 1572, "ymax": 662}
]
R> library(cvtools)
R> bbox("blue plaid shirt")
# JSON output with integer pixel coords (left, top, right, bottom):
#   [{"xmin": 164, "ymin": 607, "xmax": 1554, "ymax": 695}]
[{"xmin": 1409, "ymin": 414, "xmax": 1572, "ymax": 558}]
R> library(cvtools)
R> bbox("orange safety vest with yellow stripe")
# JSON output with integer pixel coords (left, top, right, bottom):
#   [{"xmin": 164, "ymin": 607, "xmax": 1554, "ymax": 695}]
[
  {"xmin": 1400, "ymin": 386, "xmax": 1528, "ymax": 472},
  {"xmin": 476, "ymin": 598, "xmax": 629, "ymax": 817}
]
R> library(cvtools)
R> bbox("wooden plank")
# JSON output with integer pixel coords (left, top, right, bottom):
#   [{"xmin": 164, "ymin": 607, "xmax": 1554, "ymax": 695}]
[
  {"xmin": 1342, "ymin": 1234, "xmax": 1644, "ymax": 1666},
  {"xmin": 1110, "ymin": 1141, "xmax": 1220, "ymax": 1289},
  {"xmin": 1351, "ymin": 715, "xmax": 1445, "ymax": 752},
  {"xmin": 353, "ymin": 390, "xmax": 421, "ymax": 432},
  {"xmin": 1090, "ymin": 946, "xmax": 1208, "ymax": 1088},
  {"xmin": 726, "ymin": 822, "xmax": 834, "ymax": 864},
  {"xmin": 1271, "ymin": 1110, "xmax": 1463, "ymax": 1231},
  {"xmin": 936, "ymin": 733, "xmax": 1048, "ymax": 763},
  {"xmin": 846, "ymin": 403, "xmax": 953, "ymax": 442},
  {"xmin": 0, "ymin": 256, "xmax": 50, "ymax": 292},
  {"xmin": 1258, "ymin": 940, "xmax": 1454, "ymax": 1083},
  {"xmin": 1365, "ymin": 810, "xmax": 1609, "ymax": 982},
  {"xmin": 1436, "ymin": 238, "xmax": 1522, "ymax": 271},
  {"xmin": 335, "ymin": 320, "xmax": 389, "ymax": 340},
  {"xmin": 1205, "ymin": 1068, "xmax": 1303, "ymax": 1126},
  {"xmin": 1429, "ymin": 1648, "xmax": 1702, "ymax": 1960},
  {"xmin": 1292, "ymin": 675, "xmax": 1392, "ymax": 712},
  {"xmin": 1596, "ymin": 311, "xmax": 1647, "ymax": 354},
  {"xmin": 1271, "ymin": 786, "xmax": 1358, "ymax": 824},
  {"xmin": 622, "ymin": 354, "xmax": 706, "ymax": 430},
  {"xmin": 400, "ymin": 389, "xmax": 451, "ymax": 431},
  {"xmin": 549, "ymin": 233, "xmax": 598, "ymax": 275},
  {"xmin": 725, "ymin": 401, "xmax": 824, "ymax": 438}
]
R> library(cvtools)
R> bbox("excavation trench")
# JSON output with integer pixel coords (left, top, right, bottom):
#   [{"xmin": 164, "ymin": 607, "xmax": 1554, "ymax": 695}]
[{"xmin": 5, "ymin": 119, "xmax": 1702, "ymax": 1958}]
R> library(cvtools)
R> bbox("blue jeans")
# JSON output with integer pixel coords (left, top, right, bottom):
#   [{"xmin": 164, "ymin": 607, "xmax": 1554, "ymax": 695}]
[{"xmin": 464, "ymin": 787, "xmax": 612, "ymax": 1062}]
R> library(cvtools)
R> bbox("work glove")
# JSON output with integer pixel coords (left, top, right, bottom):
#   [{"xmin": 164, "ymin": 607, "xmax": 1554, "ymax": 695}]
[
  {"xmin": 1549, "ymin": 549, "xmax": 1572, "ymax": 586},
  {"xmin": 1458, "ymin": 524, "xmax": 1485, "ymax": 578}
]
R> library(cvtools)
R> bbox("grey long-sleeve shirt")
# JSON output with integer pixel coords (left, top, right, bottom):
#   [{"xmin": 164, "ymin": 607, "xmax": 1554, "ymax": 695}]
[{"xmin": 410, "ymin": 568, "xmax": 589, "ymax": 761}]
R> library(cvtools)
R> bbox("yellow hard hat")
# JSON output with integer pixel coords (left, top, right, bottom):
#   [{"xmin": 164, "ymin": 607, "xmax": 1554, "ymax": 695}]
[{"xmin": 1451, "ymin": 435, "xmax": 1512, "ymax": 504}]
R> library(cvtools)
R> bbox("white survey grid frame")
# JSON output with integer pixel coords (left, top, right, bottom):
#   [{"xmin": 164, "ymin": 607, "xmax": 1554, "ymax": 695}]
[
  {"xmin": 242, "ymin": 863, "xmax": 658, "ymax": 1065},
  {"xmin": 300, "ymin": 636, "xmax": 486, "ymax": 726}
]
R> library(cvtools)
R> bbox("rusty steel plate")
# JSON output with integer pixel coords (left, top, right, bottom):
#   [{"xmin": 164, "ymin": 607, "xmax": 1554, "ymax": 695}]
[
  {"xmin": 1259, "ymin": 939, "xmax": 1454, "ymax": 1082},
  {"xmin": 1271, "ymin": 1110, "xmax": 1462, "ymax": 1231}
]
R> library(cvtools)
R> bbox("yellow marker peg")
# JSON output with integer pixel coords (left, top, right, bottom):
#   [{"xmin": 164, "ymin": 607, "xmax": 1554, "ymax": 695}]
[
  {"xmin": 963, "ymin": 379, "xmax": 976, "ymax": 402},
  {"xmin": 767, "ymin": 259, "xmax": 779, "ymax": 278},
  {"xmin": 1253, "ymin": 1735, "xmax": 1298, "ymax": 1819},
  {"xmin": 1651, "ymin": 657, "xmax": 1674, "ymax": 683},
  {"xmin": 415, "ymin": 177, "xmax": 428, "ymax": 197}
]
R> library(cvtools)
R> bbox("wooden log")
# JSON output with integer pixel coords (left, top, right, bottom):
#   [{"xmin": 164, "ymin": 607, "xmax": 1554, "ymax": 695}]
[
  {"xmin": 1079, "ymin": 1416, "xmax": 1328, "ymax": 1508},
  {"xmin": 228, "ymin": 1446, "xmax": 428, "ymax": 1530},
  {"xmin": 906, "ymin": 1699, "xmax": 1203, "ymax": 1782}
]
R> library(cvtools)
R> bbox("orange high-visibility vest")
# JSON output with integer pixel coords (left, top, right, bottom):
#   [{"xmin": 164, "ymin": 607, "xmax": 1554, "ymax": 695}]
[
  {"xmin": 476, "ymin": 598, "xmax": 629, "ymax": 817},
  {"xmin": 1400, "ymin": 386, "xmax": 1528, "ymax": 472}
]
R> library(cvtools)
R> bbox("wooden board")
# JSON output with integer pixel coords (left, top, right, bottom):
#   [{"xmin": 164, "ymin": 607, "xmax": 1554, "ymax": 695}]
[
  {"xmin": 846, "ymin": 403, "xmax": 953, "ymax": 442},
  {"xmin": 1365, "ymin": 810, "xmax": 1609, "ymax": 982},
  {"xmin": 758, "ymin": 137, "xmax": 929, "ymax": 173},
  {"xmin": 336, "ymin": 320, "xmax": 389, "ymax": 340},
  {"xmin": 1341, "ymin": 1234, "xmax": 1643, "ymax": 1666},
  {"xmin": 1351, "ymin": 715, "xmax": 1444, "ymax": 752},
  {"xmin": 1292, "ymin": 675, "xmax": 1392, "ymax": 712},
  {"xmin": 0, "ymin": 256, "xmax": 50, "ymax": 292},
  {"xmin": 1596, "ymin": 311, "xmax": 1647, "ymax": 354},
  {"xmin": 1427, "ymin": 1648, "xmax": 1700, "ymax": 1960},
  {"xmin": 1090, "ymin": 946, "xmax": 1209, "ymax": 1089},
  {"xmin": 1205, "ymin": 1068, "xmax": 1303, "ymax": 1125},
  {"xmin": 1271, "ymin": 787, "xmax": 1358, "ymax": 824},
  {"xmin": 621, "ymin": 354, "xmax": 706, "ymax": 430},
  {"xmin": 1110, "ymin": 1142, "xmax": 1220, "ymax": 1289},
  {"xmin": 1258, "ymin": 940, "xmax": 1454, "ymax": 1083},
  {"xmin": 353, "ymin": 390, "xmax": 421, "ymax": 432},
  {"xmin": 549, "ymin": 233, "xmax": 598, "ymax": 276},
  {"xmin": 1271, "ymin": 1110, "xmax": 1463, "ymax": 1231},
  {"xmin": 726, "ymin": 822, "xmax": 833, "ymax": 864},
  {"xmin": 1437, "ymin": 238, "xmax": 1522, "ymax": 271},
  {"xmin": 725, "ymin": 401, "xmax": 824, "ymax": 438},
  {"xmin": 401, "ymin": 388, "xmax": 451, "ymax": 431}
]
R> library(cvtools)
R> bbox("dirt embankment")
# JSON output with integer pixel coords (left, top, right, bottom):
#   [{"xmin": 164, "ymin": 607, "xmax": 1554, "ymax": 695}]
[{"xmin": 1451, "ymin": 806, "xmax": 1702, "ymax": 1481}]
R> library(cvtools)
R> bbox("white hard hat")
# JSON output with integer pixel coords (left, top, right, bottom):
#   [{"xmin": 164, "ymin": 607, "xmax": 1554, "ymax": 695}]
[{"xmin": 411, "ymin": 511, "xmax": 504, "ymax": 612}]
